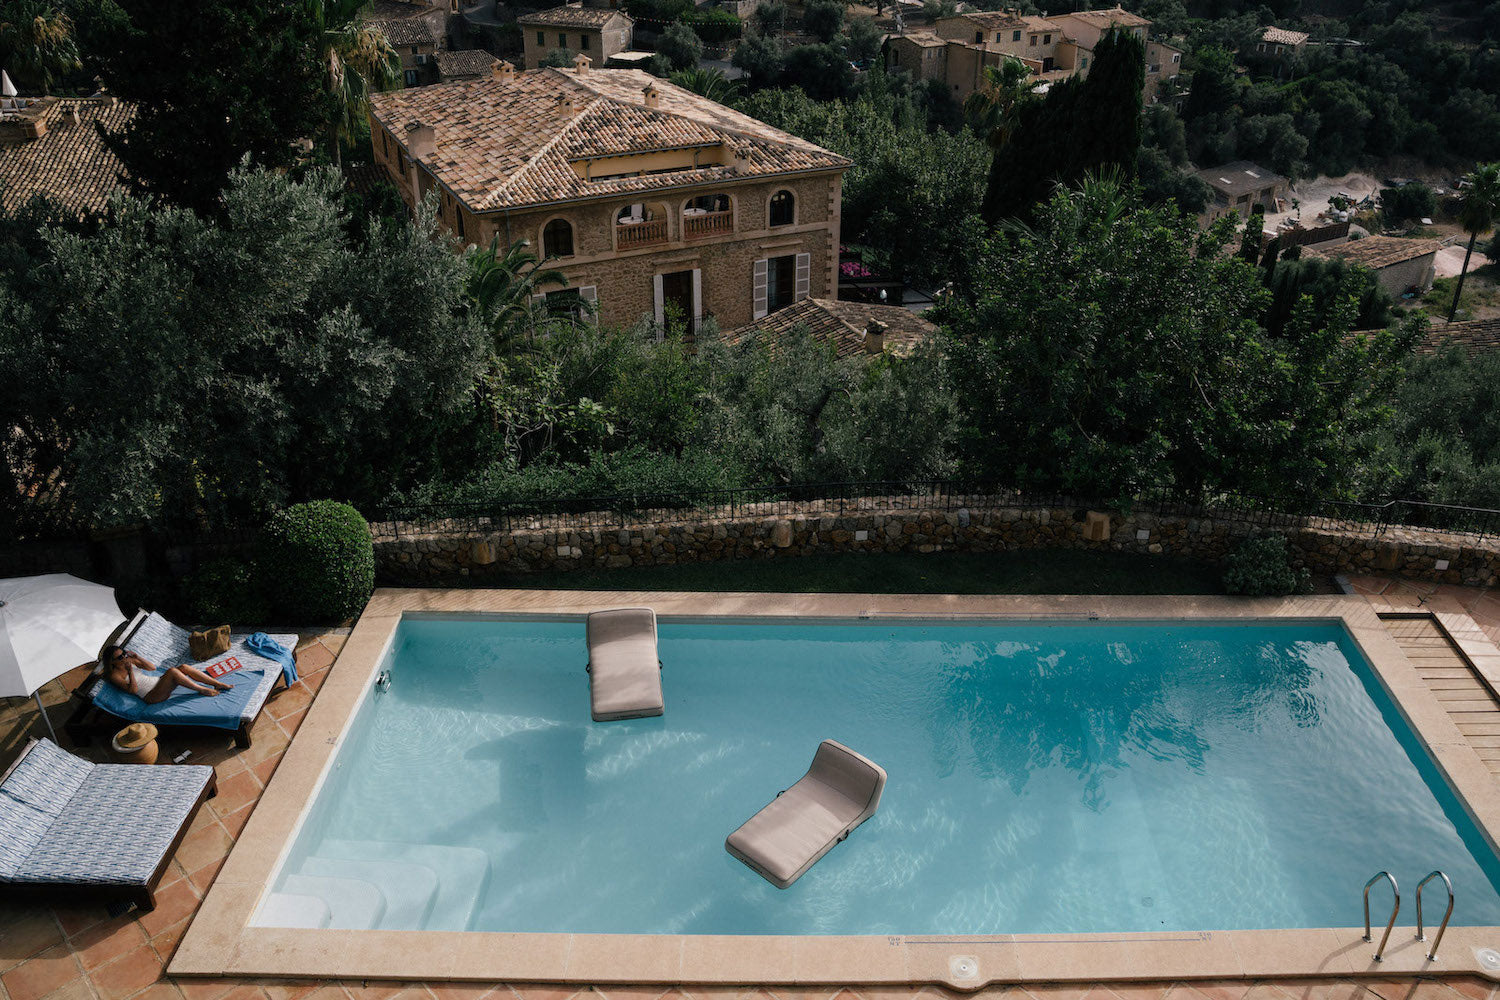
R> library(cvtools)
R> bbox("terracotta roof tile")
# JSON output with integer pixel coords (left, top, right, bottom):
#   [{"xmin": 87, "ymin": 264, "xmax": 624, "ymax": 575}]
[
  {"xmin": 1312, "ymin": 234, "xmax": 1443, "ymax": 269},
  {"xmin": 369, "ymin": 67, "xmax": 849, "ymax": 212},
  {"xmin": 1416, "ymin": 318, "xmax": 1500, "ymax": 357},
  {"xmin": 373, "ymin": 16, "xmax": 436, "ymax": 45},
  {"xmin": 0, "ymin": 97, "xmax": 134, "ymax": 216},
  {"xmin": 954, "ymin": 10, "xmax": 1060, "ymax": 30},
  {"xmin": 1057, "ymin": 6, "xmax": 1150, "ymax": 27},
  {"xmin": 1261, "ymin": 26, "xmax": 1309, "ymax": 45},
  {"xmin": 517, "ymin": 4, "xmax": 629, "ymax": 27},
  {"xmin": 726, "ymin": 299, "xmax": 938, "ymax": 359},
  {"xmin": 1194, "ymin": 159, "xmax": 1287, "ymax": 198},
  {"xmin": 436, "ymin": 48, "xmax": 500, "ymax": 78}
]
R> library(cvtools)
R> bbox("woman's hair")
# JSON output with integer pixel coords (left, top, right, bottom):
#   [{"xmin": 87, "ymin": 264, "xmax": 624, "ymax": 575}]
[{"xmin": 100, "ymin": 644, "xmax": 125, "ymax": 664}]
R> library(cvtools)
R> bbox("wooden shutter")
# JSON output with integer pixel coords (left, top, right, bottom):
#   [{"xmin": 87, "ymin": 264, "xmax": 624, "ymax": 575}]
[
  {"xmin": 752, "ymin": 258, "xmax": 769, "ymax": 319},
  {"xmin": 580, "ymin": 285, "xmax": 598, "ymax": 325},
  {"xmin": 691, "ymin": 269, "xmax": 702, "ymax": 325},
  {"xmin": 653, "ymin": 273, "xmax": 665, "ymax": 330},
  {"xmin": 794, "ymin": 253, "xmax": 811, "ymax": 301}
]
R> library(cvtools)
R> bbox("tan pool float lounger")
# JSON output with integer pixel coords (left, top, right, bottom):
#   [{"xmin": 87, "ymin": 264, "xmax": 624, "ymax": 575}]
[
  {"xmin": 725, "ymin": 739, "xmax": 887, "ymax": 888},
  {"xmin": 586, "ymin": 608, "xmax": 664, "ymax": 721}
]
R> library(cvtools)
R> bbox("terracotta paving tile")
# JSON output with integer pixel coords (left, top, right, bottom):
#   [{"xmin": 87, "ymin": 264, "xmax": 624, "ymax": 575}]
[
  {"xmin": 147, "ymin": 917, "xmax": 191, "ymax": 964},
  {"xmin": 1107, "ymin": 989, "xmax": 1168, "ymax": 1000},
  {"xmin": 0, "ymin": 907, "xmax": 64, "ymax": 973},
  {"xmin": 172, "ymin": 822, "xmax": 234, "ymax": 876},
  {"xmin": 1439, "ymin": 979, "xmax": 1497, "ymax": 1000},
  {"xmin": 342, "ymin": 983, "xmax": 407, "ymax": 1000},
  {"xmin": 135, "ymin": 881, "xmax": 202, "ymax": 940},
  {"xmin": 252, "ymin": 981, "xmax": 320, "ymax": 1000},
  {"xmin": 131, "ymin": 983, "xmax": 188, "ymax": 1000},
  {"xmin": 0, "ymin": 947, "xmax": 83, "ymax": 1000},
  {"xmin": 216, "ymin": 803, "xmax": 256, "ymax": 839},
  {"xmin": 175, "ymin": 979, "xmax": 237, "ymax": 1000},
  {"xmin": 297, "ymin": 644, "xmax": 336, "ymax": 673},
  {"xmin": 49, "ymin": 909, "xmax": 106, "ymax": 941},
  {"xmin": 249, "ymin": 756, "xmax": 280, "ymax": 787},
  {"xmin": 424, "ymin": 988, "xmax": 494, "ymax": 1000},
  {"xmin": 64, "ymin": 916, "xmax": 146, "ymax": 973},
  {"xmin": 300, "ymin": 668, "xmax": 331, "ymax": 694},
  {"xmin": 34, "ymin": 977, "xmax": 96, "ymax": 1000},
  {"xmin": 241, "ymin": 725, "xmax": 290, "ymax": 769},
  {"xmin": 268, "ymin": 682, "xmax": 315, "ymax": 722},
  {"xmin": 1023, "ymin": 987, "xmax": 1094, "ymax": 1000},
  {"xmin": 209, "ymin": 769, "xmax": 265, "ymax": 819},
  {"xmin": 277, "ymin": 705, "xmax": 311, "ymax": 736},
  {"xmin": 506, "ymin": 987, "xmax": 578, "ymax": 1000},
  {"xmin": 1182, "ymin": 983, "xmax": 1250, "ymax": 1000},
  {"xmin": 85, "ymin": 944, "xmax": 162, "ymax": 1000},
  {"xmin": 186, "ymin": 855, "xmax": 228, "ymax": 896}
]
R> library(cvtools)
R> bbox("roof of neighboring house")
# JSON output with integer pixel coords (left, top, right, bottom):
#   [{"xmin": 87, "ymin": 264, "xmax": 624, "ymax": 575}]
[
  {"xmin": 373, "ymin": 16, "xmax": 437, "ymax": 45},
  {"xmin": 343, "ymin": 162, "xmax": 392, "ymax": 197},
  {"xmin": 517, "ymin": 3, "xmax": 629, "ymax": 27},
  {"xmin": 1311, "ymin": 234, "xmax": 1443, "ymax": 269},
  {"xmin": 949, "ymin": 10, "xmax": 1061, "ymax": 31},
  {"xmin": 0, "ymin": 97, "xmax": 134, "ymax": 216},
  {"xmin": 1054, "ymin": 6, "xmax": 1150, "ymax": 27},
  {"xmin": 1261, "ymin": 26, "xmax": 1309, "ymax": 45},
  {"xmin": 436, "ymin": 48, "xmax": 500, "ymax": 78},
  {"xmin": 369, "ymin": 67, "xmax": 850, "ymax": 212},
  {"xmin": 1415, "ymin": 318, "xmax": 1500, "ymax": 357},
  {"xmin": 892, "ymin": 31, "xmax": 948, "ymax": 47},
  {"xmin": 1195, "ymin": 160, "xmax": 1287, "ymax": 198},
  {"xmin": 366, "ymin": 0, "xmax": 441, "ymax": 19},
  {"xmin": 725, "ymin": 299, "xmax": 939, "ymax": 359}
]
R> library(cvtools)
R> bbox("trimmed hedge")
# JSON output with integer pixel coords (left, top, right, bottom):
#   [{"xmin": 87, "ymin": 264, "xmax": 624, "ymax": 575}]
[
  {"xmin": 185, "ymin": 556, "xmax": 269, "ymax": 624},
  {"xmin": 261, "ymin": 501, "xmax": 375, "ymax": 622},
  {"xmin": 1222, "ymin": 535, "xmax": 1311, "ymax": 596}
]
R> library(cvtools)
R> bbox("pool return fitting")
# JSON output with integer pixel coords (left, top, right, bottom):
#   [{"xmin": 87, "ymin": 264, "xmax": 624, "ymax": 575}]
[{"xmin": 1362, "ymin": 869, "xmax": 1454, "ymax": 962}]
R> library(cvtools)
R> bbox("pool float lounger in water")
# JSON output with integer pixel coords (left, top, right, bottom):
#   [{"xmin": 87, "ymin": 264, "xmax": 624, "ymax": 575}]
[
  {"xmin": 586, "ymin": 608, "xmax": 664, "ymax": 721},
  {"xmin": 725, "ymin": 739, "xmax": 887, "ymax": 888}
]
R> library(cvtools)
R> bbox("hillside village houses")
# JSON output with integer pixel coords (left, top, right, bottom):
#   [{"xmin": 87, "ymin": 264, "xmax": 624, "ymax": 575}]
[
  {"xmin": 517, "ymin": 3, "xmax": 636, "ymax": 70},
  {"xmin": 369, "ymin": 58, "xmax": 850, "ymax": 333},
  {"xmin": 885, "ymin": 5, "xmax": 1183, "ymax": 103}
]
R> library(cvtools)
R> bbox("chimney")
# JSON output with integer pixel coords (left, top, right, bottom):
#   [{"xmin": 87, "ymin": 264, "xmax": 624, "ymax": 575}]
[
  {"xmin": 557, "ymin": 92, "xmax": 578, "ymax": 116},
  {"xmin": 642, "ymin": 82, "xmax": 660, "ymax": 108},
  {"xmin": 494, "ymin": 60, "xmax": 516, "ymax": 82},
  {"xmin": 864, "ymin": 319, "xmax": 887, "ymax": 355},
  {"xmin": 573, "ymin": 52, "xmax": 591, "ymax": 74},
  {"xmin": 731, "ymin": 142, "xmax": 751, "ymax": 172},
  {"xmin": 404, "ymin": 121, "xmax": 436, "ymax": 160},
  {"xmin": 67, "ymin": 103, "xmax": 80, "ymax": 125}
]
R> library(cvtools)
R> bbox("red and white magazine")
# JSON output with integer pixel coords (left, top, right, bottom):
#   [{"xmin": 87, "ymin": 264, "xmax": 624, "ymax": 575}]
[{"xmin": 202, "ymin": 656, "xmax": 245, "ymax": 679}]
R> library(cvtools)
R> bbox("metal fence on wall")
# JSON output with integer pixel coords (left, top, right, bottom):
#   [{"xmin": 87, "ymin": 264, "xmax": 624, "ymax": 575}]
[{"xmin": 363, "ymin": 482, "xmax": 1500, "ymax": 543}]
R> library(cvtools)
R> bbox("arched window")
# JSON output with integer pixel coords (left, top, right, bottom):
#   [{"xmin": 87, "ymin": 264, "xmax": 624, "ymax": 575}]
[
  {"xmin": 542, "ymin": 218, "xmax": 574, "ymax": 258},
  {"xmin": 769, "ymin": 190, "xmax": 795, "ymax": 227}
]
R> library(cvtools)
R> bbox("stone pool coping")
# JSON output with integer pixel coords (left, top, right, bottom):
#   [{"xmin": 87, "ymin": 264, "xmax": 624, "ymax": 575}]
[{"xmin": 170, "ymin": 590, "xmax": 1500, "ymax": 988}]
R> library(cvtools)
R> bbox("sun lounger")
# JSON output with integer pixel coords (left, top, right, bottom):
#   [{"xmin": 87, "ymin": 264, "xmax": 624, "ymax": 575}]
[
  {"xmin": 65, "ymin": 610, "xmax": 298, "ymax": 748},
  {"xmin": 585, "ymin": 608, "xmax": 663, "ymax": 721},
  {"xmin": 0, "ymin": 738, "xmax": 216, "ymax": 912},
  {"xmin": 725, "ymin": 739, "xmax": 886, "ymax": 888}
]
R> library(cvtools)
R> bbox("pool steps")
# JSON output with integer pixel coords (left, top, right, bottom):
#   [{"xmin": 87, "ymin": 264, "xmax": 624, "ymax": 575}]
[{"xmin": 258, "ymin": 841, "xmax": 491, "ymax": 931}]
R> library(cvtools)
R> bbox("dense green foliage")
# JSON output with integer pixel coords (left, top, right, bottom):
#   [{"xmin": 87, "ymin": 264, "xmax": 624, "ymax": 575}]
[
  {"xmin": 260, "ymin": 501, "xmax": 375, "ymax": 621},
  {"xmin": 1262, "ymin": 254, "xmax": 1392, "ymax": 338},
  {"xmin": 654, "ymin": 20, "xmax": 702, "ymax": 71},
  {"xmin": 185, "ymin": 556, "xmax": 269, "ymax": 624},
  {"xmin": 739, "ymin": 77, "xmax": 987, "ymax": 289},
  {"xmin": 1177, "ymin": 11, "xmax": 1500, "ymax": 178},
  {"xmin": 1222, "ymin": 535, "xmax": 1310, "ymax": 596},
  {"xmin": 945, "ymin": 178, "xmax": 1416, "ymax": 499},
  {"xmin": 1380, "ymin": 182, "xmax": 1436, "ymax": 224},
  {"xmin": 803, "ymin": 0, "xmax": 844, "ymax": 42},
  {"xmin": 1359, "ymin": 347, "xmax": 1500, "ymax": 508},
  {"xmin": 0, "ymin": 167, "xmax": 485, "ymax": 531},
  {"xmin": 983, "ymin": 28, "xmax": 1145, "ymax": 221},
  {"xmin": 73, "ymin": 0, "xmax": 331, "ymax": 213},
  {"xmin": 0, "ymin": 0, "xmax": 80, "ymax": 91}
]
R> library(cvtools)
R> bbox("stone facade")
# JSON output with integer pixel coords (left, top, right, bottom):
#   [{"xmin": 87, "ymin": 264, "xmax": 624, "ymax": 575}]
[
  {"xmin": 370, "ymin": 498, "xmax": 1500, "ymax": 588},
  {"xmin": 517, "ymin": 10, "xmax": 633, "ymax": 70}
]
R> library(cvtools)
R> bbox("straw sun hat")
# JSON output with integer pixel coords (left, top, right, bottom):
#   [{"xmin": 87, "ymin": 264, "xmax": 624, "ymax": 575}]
[{"xmin": 111, "ymin": 722, "xmax": 158, "ymax": 752}]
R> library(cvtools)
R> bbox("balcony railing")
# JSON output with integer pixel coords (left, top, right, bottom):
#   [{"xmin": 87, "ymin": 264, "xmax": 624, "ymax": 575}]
[
  {"xmin": 684, "ymin": 209, "xmax": 733, "ymax": 240},
  {"xmin": 616, "ymin": 217, "xmax": 668, "ymax": 249}
]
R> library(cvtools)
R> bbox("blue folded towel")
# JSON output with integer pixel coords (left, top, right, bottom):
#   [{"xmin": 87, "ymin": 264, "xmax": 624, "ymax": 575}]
[
  {"xmin": 91, "ymin": 664, "xmax": 268, "ymax": 730},
  {"xmin": 246, "ymin": 632, "xmax": 298, "ymax": 685}
]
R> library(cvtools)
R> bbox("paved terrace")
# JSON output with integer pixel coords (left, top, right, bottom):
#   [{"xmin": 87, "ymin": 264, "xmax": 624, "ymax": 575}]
[{"xmin": 3, "ymin": 578, "xmax": 1500, "ymax": 1000}]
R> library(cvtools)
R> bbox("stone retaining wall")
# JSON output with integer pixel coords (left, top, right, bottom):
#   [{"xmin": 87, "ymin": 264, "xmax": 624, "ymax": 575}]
[{"xmin": 373, "ymin": 502, "xmax": 1500, "ymax": 587}]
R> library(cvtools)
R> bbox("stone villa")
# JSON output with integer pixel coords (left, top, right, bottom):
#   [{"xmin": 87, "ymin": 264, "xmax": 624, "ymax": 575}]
[
  {"xmin": 516, "ymin": 3, "xmax": 635, "ymax": 70},
  {"xmin": 885, "ymin": 5, "xmax": 1182, "ymax": 103},
  {"xmin": 1195, "ymin": 160, "xmax": 1288, "ymax": 222},
  {"xmin": 368, "ymin": 59, "xmax": 850, "ymax": 332}
]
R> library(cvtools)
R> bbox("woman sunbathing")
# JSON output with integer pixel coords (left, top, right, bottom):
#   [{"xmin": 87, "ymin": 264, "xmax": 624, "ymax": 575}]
[{"xmin": 102, "ymin": 645, "xmax": 233, "ymax": 703}]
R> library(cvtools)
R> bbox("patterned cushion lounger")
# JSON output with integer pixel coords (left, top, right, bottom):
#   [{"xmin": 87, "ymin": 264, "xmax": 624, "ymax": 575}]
[
  {"xmin": 0, "ymin": 738, "xmax": 216, "ymax": 911},
  {"xmin": 66, "ymin": 610, "xmax": 298, "ymax": 748}
]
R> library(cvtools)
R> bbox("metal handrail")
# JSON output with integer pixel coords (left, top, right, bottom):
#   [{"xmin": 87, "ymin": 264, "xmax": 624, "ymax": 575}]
[
  {"xmin": 1416, "ymin": 870, "xmax": 1454, "ymax": 961},
  {"xmin": 1363, "ymin": 871, "xmax": 1400, "ymax": 961}
]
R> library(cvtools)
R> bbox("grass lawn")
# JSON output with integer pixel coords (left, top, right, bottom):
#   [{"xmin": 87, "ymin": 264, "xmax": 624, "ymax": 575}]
[
  {"xmin": 447, "ymin": 548, "xmax": 1229, "ymax": 595},
  {"xmin": 1419, "ymin": 264, "xmax": 1500, "ymax": 321}
]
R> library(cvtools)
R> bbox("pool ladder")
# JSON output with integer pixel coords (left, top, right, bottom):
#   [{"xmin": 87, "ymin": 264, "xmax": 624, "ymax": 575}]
[{"xmin": 1362, "ymin": 869, "xmax": 1453, "ymax": 962}]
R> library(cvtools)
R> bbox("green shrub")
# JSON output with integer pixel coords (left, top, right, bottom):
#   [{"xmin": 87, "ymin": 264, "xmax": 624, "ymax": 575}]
[
  {"xmin": 1222, "ymin": 535, "xmax": 1310, "ymax": 596},
  {"xmin": 184, "ymin": 556, "xmax": 270, "ymax": 625},
  {"xmin": 261, "ymin": 501, "xmax": 375, "ymax": 623}
]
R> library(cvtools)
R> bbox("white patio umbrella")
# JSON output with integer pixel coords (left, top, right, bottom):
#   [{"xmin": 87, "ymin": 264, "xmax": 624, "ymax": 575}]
[{"xmin": 0, "ymin": 574, "xmax": 127, "ymax": 742}]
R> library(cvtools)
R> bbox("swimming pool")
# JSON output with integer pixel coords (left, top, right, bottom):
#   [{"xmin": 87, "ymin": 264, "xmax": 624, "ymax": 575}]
[{"xmin": 255, "ymin": 615, "xmax": 1500, "ymax": 936}]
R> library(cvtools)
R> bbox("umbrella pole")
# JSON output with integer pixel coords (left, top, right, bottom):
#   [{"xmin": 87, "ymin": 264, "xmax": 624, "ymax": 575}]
[{"xmin": 32, "ymin": 692, "xmax": 60, "ymax": 743}]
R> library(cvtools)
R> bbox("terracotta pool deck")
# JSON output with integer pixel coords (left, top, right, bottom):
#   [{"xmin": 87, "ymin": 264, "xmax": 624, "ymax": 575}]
[{"xmin": 4, "ymin": 575, "xmax": 1500, "ymax": 1000}]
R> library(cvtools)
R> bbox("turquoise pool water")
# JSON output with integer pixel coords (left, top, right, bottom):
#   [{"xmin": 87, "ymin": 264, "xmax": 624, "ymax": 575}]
[{"xmin": 263, "ymin": 617, "xmax": 1500, "ymax": 934}]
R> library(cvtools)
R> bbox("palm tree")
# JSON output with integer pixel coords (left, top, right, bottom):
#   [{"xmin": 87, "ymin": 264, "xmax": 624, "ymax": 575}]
[
  {"xmin": 668, "ymin": 66, "xmax": 741, "ymax": 104},
  {"xmin": 466, "ymin": 237, "xmax": 572, "ymax": 351},
  {"xmin": 306, "ymin": 0, "xmax": 401, "ymax": 166},
  {"xmin": 0, "ymin": 0, "xmax": 80, "ymax": 93},
  {"xmin": 1448, "ymin": 162, "xmax": 1500, "ymax": 322},
  {"xmin": 963, "ymin": 56, "xmax": 1040, "ymax": 152}
]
